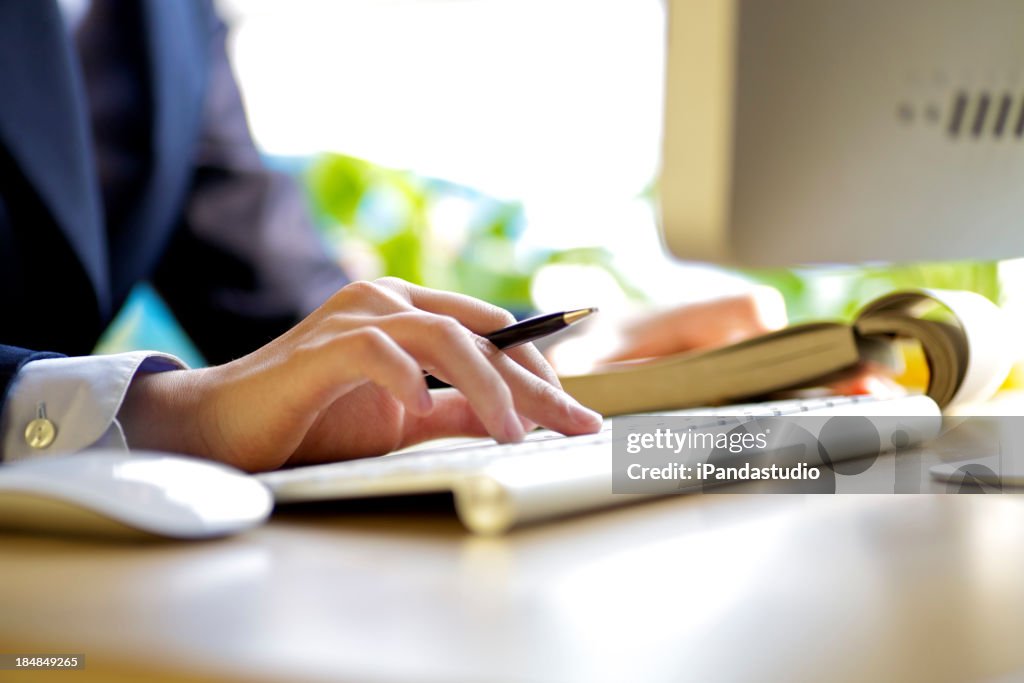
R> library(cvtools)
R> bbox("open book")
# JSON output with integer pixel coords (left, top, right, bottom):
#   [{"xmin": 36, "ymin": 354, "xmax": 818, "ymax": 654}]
[{"xmin": 560, "ymin": 289, "xmax": 1011, "ymax": 416}]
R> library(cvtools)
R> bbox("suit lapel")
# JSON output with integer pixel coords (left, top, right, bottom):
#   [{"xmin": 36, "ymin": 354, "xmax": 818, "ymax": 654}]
[{"xmin": 0, "ymin": 0, "xmax": 110, "ymax": 316}]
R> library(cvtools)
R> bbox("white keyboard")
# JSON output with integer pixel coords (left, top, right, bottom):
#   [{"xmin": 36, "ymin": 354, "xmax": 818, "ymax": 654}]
[{"xmin": 257, "ymin": 394, "xmax": 941, "ymax": 534}]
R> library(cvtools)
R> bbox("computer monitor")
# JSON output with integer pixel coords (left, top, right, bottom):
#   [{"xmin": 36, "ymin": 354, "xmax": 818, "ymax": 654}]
[{"xmin": 659, "ymin": 0, "xmax": 1024, "ymax": 266}]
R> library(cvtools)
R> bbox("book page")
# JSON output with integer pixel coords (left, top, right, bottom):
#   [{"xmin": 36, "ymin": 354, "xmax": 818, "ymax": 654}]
[{"xmin": 854, "ymin": 289, "xmax": 1011, "ymax": 408}]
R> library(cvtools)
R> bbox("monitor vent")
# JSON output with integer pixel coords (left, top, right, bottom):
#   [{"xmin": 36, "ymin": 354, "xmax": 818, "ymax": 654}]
[
  {"xmin": 1016, "ymin": 93, "xmax": 1024, "ymax": 138},
  {"xmin": 947, "ymin": 91, "xmax": 1024, "ymax": 139}
]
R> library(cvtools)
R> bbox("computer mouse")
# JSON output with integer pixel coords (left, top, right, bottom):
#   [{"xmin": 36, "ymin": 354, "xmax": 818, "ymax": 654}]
[{"xmin": 0, "ymin": 450, "xmax": 273, "ymax": 539}]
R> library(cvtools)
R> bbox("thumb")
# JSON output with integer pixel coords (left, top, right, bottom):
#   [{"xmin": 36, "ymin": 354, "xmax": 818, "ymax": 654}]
[{"xmin": 398, "ymin": 389, "xmax": 491, "ymax": 448}]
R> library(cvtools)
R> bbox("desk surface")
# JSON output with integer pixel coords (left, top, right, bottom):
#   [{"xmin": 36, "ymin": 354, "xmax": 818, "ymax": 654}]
[
  {"xmin": 2, "ymin": 485, "xmax": 1024, "ymax": 683},
  {"xmin": 3, "ymin": 402, "xmax": 1024, "ymax": 683}
]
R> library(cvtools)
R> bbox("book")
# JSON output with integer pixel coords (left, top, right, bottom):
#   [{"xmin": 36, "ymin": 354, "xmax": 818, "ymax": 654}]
[{"xmin": 559, "ymin": 289, "xmax": 1011, "ymax": 416}]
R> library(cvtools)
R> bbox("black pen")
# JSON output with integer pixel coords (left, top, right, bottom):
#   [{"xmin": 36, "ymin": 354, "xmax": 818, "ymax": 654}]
[
  {"xmin": 484, "ymin": 307, "xmax": 598, "ymax": 350},
  {"xmin": 426, "ymin": 307, "xmax": 598, "ymax": 388}
]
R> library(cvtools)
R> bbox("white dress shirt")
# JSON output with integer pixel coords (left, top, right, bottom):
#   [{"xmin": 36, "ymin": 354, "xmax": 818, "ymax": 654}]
[{"xmin": 1, "ymin": 352, "xmax": 187, "ymax": 460}]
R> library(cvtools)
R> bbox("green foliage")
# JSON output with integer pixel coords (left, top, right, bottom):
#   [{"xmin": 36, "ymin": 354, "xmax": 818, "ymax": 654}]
[
  {"xmin": 737, "ymin": 261, "xmax": 1001, "ymax": 323},
  {"xmin": 842, "ymin": 261, "xmax": 1001, "ymax": 313},
  {"xmin": 307, "ymin": 153, "xmax": 640, "ymax": 311},
  {"xmin": 542, "ymin": 247, "xmax": 647, "ymax": 301},
  {"xmin": 309, "ymin": 153, "xmax": 1002, "ymax": 319}
]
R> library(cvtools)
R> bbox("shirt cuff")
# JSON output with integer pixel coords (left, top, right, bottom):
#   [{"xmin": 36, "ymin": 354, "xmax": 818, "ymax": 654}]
[{"xmin": 0, "ymin": 351, "xmax": 188, "ymax": 462}]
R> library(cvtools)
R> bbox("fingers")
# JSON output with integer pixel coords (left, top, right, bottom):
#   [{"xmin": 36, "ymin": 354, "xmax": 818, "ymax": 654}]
[
  {"xmin": 375, "ymin": 277, "xmax": 562, "ymax": 388},
  {"xmin": 323, "ymin": 279, "xmax": 409, "ymax": 316},
  {"xmin": 327, "ymin": 278, "xmax": 559, "ymax": 385},
  {"xmin": 503, "ymin": 344, "xmax": 563, "ymax": 390},
  {"xmin": 399, "ymin": 384, "xmax": 598, "ymax": 450},
  {"xmin": 380, "ymin": 311, "xmax": 602, "ymax": 438},
  {"xmin": 604, "ymin": 287, "xmax": 788, "ymax": 363},
  {"xmin": 315, "ymin": 278, "xmax": 597, "ymax": 443},
  {"xmin": 299, "ymin": 327, "xmax": 433, "ymax": 418},
  {"xmin": 375, "ymin": 277, "xmax": 514, "ymax": 334},
  {"xmin": 316, "ymin": 308, "xmax": 599, "ymax": 441},
  {"xmin": 379, "ymin": 313, "xmax": 526, "ymax": 443},
  {"xmin": 486, "ymin": 351, "xmax": 603, "ymax": 435},
  {"xmin": 399, "ymin": 390, "xmax": 491, "ymax": 446}
]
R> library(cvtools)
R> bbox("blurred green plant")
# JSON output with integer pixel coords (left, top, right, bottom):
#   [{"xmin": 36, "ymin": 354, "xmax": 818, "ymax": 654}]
[
  {"xmin": 736, "ymin": 261, "xmax": 1001, "ymax": 323},
  {"xmin": 307, "ymin": 153, "xmax": 642, "ymax": 313}
]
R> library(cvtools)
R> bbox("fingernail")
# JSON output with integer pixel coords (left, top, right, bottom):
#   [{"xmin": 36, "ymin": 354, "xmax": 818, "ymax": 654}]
[{"xmin": 502, "ymin": 410, "xmax": 525, "ymax": 442}]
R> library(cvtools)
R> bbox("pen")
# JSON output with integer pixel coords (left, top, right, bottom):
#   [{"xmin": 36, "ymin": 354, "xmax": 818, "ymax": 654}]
[
  {"xmin": 481, "ymin": 307, "xmax": 598, "ymax": 350},
  {"xmin": 425, "ymin": 307, "xmax": 598, "ymax": 388}
]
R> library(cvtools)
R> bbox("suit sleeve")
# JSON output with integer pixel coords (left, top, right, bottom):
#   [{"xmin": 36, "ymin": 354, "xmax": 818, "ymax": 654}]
[
  {"xmin": 0, "ymin": 344, "xmax": 64, "ymax": 409},
  {"xmin": 151, "ymin": 4, "xmax": 347, "ymax": 365}
]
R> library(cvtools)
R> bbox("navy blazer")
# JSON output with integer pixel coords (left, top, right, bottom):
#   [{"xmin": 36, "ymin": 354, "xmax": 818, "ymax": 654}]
[{"xmin": 0, "ymin": 0, "xmax": 346, "ymax": 406}]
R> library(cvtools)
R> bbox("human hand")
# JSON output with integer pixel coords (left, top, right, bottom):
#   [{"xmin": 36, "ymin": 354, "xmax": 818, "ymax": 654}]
[
  {"xmin": 601, "ymin": 289, "xmax": 789, "ymax": 364},
  {"xmin": 118, "ymin": 278, "xmax": 603, "ymax": 472}
]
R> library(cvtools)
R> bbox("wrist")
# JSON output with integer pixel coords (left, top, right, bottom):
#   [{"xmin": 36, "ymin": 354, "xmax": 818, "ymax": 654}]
[{"xmin": 118, "ymin": 368, "xmax": 211, "ymax": 457}]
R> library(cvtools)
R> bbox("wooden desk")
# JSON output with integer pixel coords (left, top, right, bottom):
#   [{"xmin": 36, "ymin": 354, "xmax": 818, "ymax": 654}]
[
  {"xmin": 3, "ymin": 401, "xmax": 1024, "ymax": 683},
  {"xmin": 2, "ymin": 480, "xmax": 1023, "ymax": 682}
]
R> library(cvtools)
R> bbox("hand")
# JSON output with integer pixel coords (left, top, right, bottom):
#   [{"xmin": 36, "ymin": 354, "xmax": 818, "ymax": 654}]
[
  {"xmin": 601, "ymin": 289, "xmax": 789, "ymax": 363},
  {"xmin": 118, "ymin": 278, "xmax": 603, "ymax": 472}
]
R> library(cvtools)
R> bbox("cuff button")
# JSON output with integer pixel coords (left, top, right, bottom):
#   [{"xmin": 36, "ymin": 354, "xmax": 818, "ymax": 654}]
[{"xmin": 25, "ymin": 403, "xmax": 57, "ymax": 449}]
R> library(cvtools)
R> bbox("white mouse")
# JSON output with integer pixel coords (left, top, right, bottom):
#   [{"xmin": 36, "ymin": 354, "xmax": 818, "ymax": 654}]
[{"xmin": 0, "ymin": 450, "xmax": 273, "ymax": 539}]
